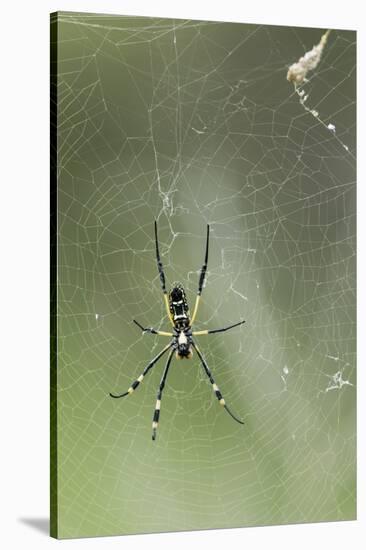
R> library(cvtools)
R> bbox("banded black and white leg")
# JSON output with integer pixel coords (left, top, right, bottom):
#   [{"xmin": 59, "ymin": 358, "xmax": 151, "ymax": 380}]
[
  {"xmin": 190, "ymin": 224, "xmax": 209, "ymax": 324},
  {"xmin": 154, "ymin": 220, "xmax": 174, "ymax": 326},
  {"xmin": 109, "ymin": 343, "xmax": 172, "ymax": 399},
  {"xmin": 192, "ymin": 319, "xmax": 245, "ymax": 337},
  {"xmin": 152, "ymin": 348, "xmax": 175, "ymax": 440},
  {"xmin": 191, "ymin": 341, "xmax": 244, "ymax": 425}
]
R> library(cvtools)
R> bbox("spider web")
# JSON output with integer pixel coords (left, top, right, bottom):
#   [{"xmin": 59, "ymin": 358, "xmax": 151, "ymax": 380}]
[{"xmin": 53, "ymin": 12, "xmax": 356, "ymax": 538}]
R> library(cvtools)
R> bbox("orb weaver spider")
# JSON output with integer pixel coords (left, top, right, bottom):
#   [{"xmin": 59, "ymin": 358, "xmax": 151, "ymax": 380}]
[{"xmin": 110, "ymin": 221, "xmax": 245, "ymax": 440}]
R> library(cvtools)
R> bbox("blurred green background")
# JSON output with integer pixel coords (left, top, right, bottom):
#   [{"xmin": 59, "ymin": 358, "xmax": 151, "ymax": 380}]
[{"xmin": 52, "ymin": 12, "xmax": 356, "ymax": 538}]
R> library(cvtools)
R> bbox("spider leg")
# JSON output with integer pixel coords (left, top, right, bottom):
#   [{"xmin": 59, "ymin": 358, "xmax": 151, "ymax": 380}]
[
  {"xmin": 193, "ymin": 319, "xmax": 245, "ymax": 336},
  {"xmin": 190, "ymin": 224, "xmax": 209, "ymax": 324},
  {"xmin": 191, "ymin": 341, "xmax": 244, "ymax": 425},
  {"xmin": 154, "ymin": 221, "xmax": 174, "ymax": 326},
  {"xmin": 133, "ymin": 319, "xmax": 173, "ymax": 337},
  {"xmin": 152, "ymin": 348, "xmax": 175, "ymax": 441},
  {"xmin": 109, "ymin": 343, "xmax": 172, "ymax": 398}
]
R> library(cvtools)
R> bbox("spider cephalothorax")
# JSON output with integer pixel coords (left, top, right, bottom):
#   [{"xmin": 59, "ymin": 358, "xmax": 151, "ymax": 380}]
[{"xmin": 110, "ymin": 221, "xmax": 246, "ymax": 440}]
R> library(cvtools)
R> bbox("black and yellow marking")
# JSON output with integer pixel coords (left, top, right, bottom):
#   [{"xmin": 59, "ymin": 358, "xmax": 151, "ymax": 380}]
[
  {"xmin": 164, "ymin": 294, "xmax": 174, "ymax": 326},
  {"xmin": 192, "ymin": 328, "xmax": 208, "ymax": 336},
  {"xmin": 190, "ymin": 295, "xmax": 201, "ymax": 325},
  {"xmin": 152, "ymin": 401, "xmax": 161, "ymax": 439},
  {"xmin": 192, "ymin": 342, "xmax": 244, "ymax": 425},
  {"xmin": 127, "ymin": 375, "xmax": 145, "ymax": 394},
  {"xmin": 109, "ymin": 344, "xmax": 172, "ymax": 399},
  {"xmin": 152, "ymin": 348, "xmax": 175, "ymax": 440},
  {"xmin": 212, "ymin": 382, "xmax": 226, "ymax": 406}
]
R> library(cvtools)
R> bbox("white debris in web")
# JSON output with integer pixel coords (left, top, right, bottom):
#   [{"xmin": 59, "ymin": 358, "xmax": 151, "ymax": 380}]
[
  {"xmin": 325, "ymin": 370, "xmax": 353, "ymax": 393},
  {"xmin": 318, "ymin": 368, "xmax": 354, "ymax": 397},
  {"xmin": 288, "ymin": 29, "xmax": 353, "ymax": 157},
  {"xmin": 281, "ymin": 365, "xmax": 289, "ymax": 391},
  {"xmin": 287, "ymin": 30, "xmax": 330, "ymax": 86}
]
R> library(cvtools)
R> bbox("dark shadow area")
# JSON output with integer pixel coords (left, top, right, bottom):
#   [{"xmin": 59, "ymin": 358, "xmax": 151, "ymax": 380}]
[{"xmin": 18, "ymin": 517, "xmax": 49, "ymax": 536}]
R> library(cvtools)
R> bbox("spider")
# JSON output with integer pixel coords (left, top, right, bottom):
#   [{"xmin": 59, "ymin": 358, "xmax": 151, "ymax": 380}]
[{"xmin": 110, "ymin": 221, "xmax": 245, "ymax": 440}]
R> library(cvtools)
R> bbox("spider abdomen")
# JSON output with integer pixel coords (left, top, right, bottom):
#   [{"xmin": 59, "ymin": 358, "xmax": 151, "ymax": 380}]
[{"xmin": 169, "ymin": 283, "xmax": 190, "ymax": 329}]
